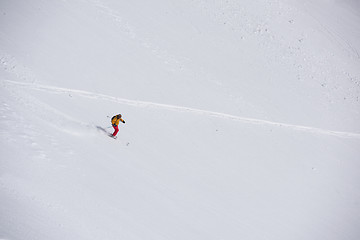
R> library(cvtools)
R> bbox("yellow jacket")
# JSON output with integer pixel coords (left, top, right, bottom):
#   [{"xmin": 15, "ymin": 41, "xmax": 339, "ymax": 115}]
[{"xmin": 111, "ymin": 115, "xmax": 125, "ymax": 126}]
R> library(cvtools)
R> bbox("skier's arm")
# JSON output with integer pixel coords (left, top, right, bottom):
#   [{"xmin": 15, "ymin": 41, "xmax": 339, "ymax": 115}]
[
  {"xmin": 120, "ymin": 118, "xmax": 125, "ymax": 124},
  {"xmin": 111, "ymin": 118, "xmax": 117, "ymax": 126}
]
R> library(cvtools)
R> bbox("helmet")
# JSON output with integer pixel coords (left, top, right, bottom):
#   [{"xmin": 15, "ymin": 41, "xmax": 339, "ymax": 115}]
[{"xmin": 117, "ymin": 114, "xmax": 122, "ymax": 118}]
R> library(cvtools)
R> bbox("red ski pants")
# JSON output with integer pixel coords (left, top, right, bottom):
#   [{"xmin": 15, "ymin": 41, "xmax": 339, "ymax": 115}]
[{"xmin": 112, "ymin": 125, "xmax": 119, "ymax": 136}]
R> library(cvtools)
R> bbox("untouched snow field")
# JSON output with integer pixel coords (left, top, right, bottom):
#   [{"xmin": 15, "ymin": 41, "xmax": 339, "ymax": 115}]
[{"xmin": 1, "ymin": 0, "xmax": 360, "ymax": 239}]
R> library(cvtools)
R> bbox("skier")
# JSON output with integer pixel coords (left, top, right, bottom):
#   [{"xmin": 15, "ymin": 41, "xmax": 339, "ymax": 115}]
[{"xmin": 111, "ymin": 114, "xmax": 125, "ymax": 138}]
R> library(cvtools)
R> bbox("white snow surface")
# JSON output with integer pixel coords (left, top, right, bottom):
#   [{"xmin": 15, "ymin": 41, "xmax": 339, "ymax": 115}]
[{"xmin": 1, "ymin": 0, "xmax": 360, "ymax": 239}]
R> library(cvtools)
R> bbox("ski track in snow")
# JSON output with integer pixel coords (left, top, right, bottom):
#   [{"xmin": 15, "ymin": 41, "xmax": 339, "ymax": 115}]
[{"xmin": 4, "ymin": 80, "xmax": 360, "ymax": 139}]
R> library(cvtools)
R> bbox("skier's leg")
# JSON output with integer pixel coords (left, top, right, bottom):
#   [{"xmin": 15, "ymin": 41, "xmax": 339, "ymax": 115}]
[{"xmin": 112, "ymin": 125, "xmax": 119, "ymax": 136}]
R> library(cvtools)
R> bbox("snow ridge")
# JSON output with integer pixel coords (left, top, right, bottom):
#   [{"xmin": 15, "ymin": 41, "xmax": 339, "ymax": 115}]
[{"xmin": 5, "ymin": 80, "xmax": 360, "ymax": 139}]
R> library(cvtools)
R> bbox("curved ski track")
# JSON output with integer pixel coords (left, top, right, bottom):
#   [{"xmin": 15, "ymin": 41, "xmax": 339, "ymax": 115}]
[{"xmin": 4, "ymin": 80, "xmax": 360, "ymax": 139}]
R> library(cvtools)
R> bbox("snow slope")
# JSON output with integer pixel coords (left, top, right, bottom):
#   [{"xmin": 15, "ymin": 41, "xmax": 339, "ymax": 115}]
[{"xmin": 1, "ymin": 0, "xmax": 360, "ymax": 239}]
